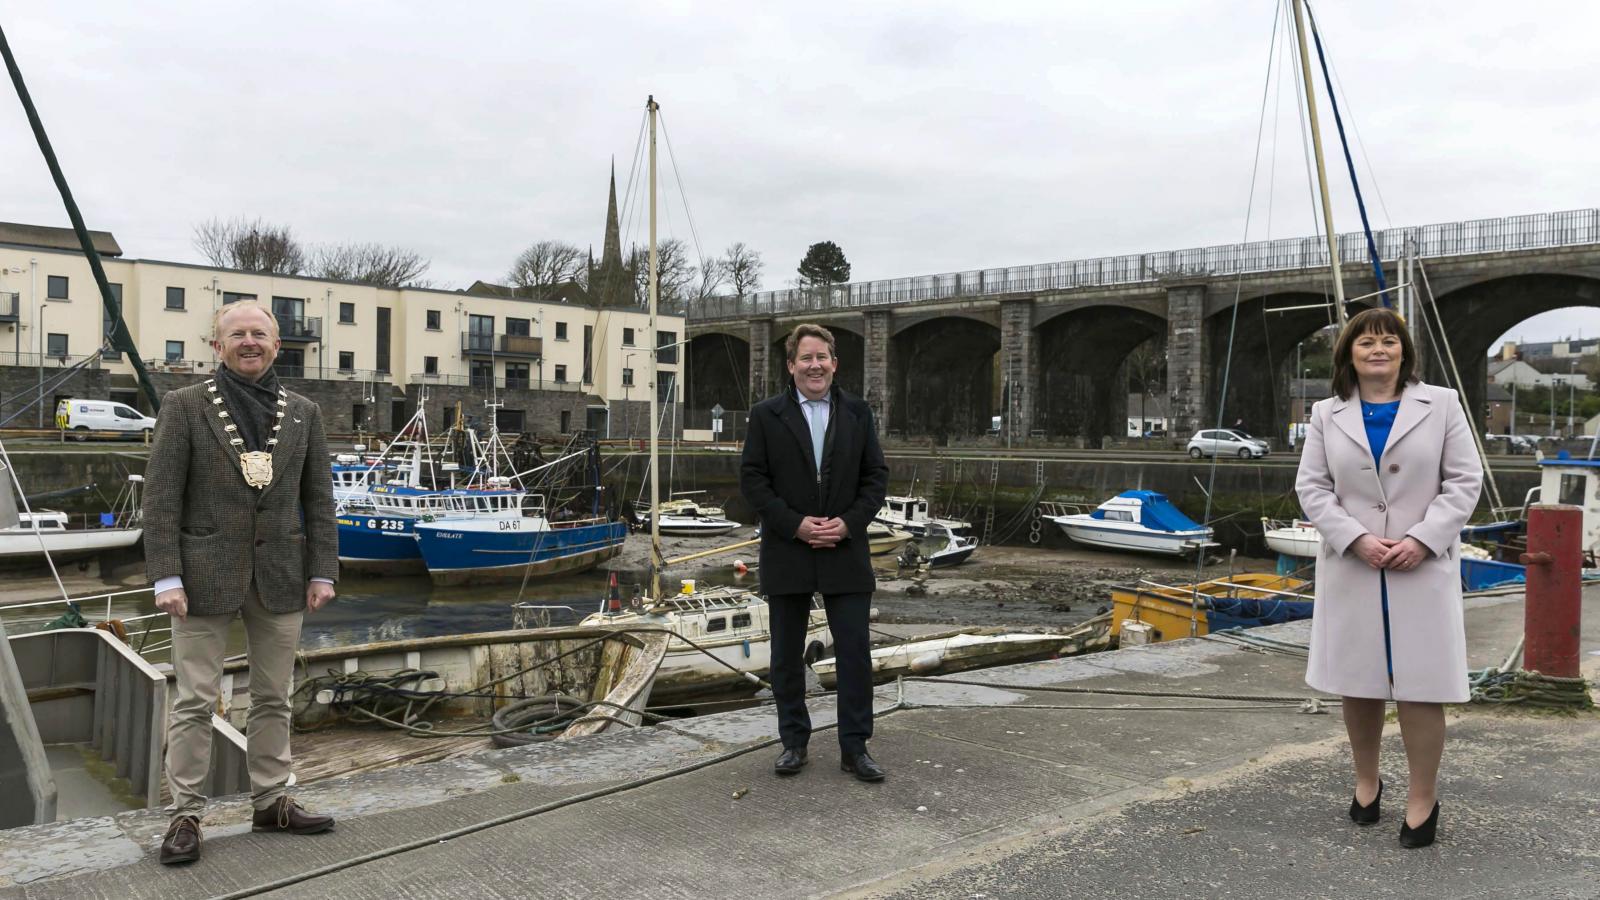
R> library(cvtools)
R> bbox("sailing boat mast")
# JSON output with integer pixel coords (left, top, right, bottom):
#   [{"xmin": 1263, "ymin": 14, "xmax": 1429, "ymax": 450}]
[
  {"xmin": 1290, "ymin": 0, "xmax": 1347, "ymax": 326},
  {"xmin": 646, "ymin": 95, "xmax": 663, "ymax": 601}
]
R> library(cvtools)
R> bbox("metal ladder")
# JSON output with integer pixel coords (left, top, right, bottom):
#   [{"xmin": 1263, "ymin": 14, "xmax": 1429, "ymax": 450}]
[{"xmin": 981, "ymin": 459, "xmax": 1000, "ymax": 543}]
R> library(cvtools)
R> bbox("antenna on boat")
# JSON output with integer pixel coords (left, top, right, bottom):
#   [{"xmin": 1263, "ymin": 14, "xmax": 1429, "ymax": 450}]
[{"xmin": 646, "ymin": 94, "xmax": 663, "ymax": 602}]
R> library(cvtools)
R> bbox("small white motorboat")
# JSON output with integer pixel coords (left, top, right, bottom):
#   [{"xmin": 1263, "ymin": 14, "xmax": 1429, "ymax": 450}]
[
  {"xmin": 901, "ymin": 522, "xmax": 978, "ymax": 568},
  {"xmin": 0, "ymin": 471, "xmax": 143, "ymax": 565},
  {"xmin": 866, "ymin": 521, "xmax": 915, "ymax": 557},
  {"xmin": 1261, "ymin": 517, "xmax": 1321, "ymax": 558},
  {"xmin": 634, "ymin": 497, "xmax": 741, "ymax": 537},
  {"xmin": 875, "ymin": 495, "xmax": 972, "ymax": 537},
  {"xmin": 1048, "ymin": 490, "xmax": 1216, "ymax": 557}
]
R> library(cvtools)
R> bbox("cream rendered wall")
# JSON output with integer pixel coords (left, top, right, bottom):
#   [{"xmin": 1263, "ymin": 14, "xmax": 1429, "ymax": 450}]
[{"xmin": 0, "ymin": 245, "xmax": 132, "ymax": 366}]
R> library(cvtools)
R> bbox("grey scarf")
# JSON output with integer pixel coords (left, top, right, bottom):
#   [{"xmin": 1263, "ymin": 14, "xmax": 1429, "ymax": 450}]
[{"xmin": 215, "ymin": 364, "xmax": 282, "ymax": 453}]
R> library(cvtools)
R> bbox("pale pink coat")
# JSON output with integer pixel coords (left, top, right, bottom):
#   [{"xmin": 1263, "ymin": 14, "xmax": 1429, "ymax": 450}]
[{"xmin": 1296, "ymin": 381, "xmax": 1484, "ymax": 703}]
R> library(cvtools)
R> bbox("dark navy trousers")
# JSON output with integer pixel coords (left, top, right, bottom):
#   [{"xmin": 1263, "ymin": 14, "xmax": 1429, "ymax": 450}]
[{"xmin": 767, "ymin": 591, "xmax": 874, "ymax": 756}]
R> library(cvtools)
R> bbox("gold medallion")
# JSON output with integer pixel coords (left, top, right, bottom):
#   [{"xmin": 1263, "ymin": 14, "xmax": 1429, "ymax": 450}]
[{"xmin": 240, "ymin": 451, "xmax": 274, "ymax": 489}]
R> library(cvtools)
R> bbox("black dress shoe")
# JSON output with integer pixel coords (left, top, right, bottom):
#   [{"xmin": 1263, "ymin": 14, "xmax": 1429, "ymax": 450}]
[
  {"xmin": 1399, "ymin": 801, "xmax": 1440, "ymax": 849},
  {"xmin": 159, "ymin": 816, "xmax": 202, "ymax": 865},
  {"xmin": 1349, "ymin": 780, "xmax": 1383, "ymax": 825},
  {"xmin": 774, "ymin": 747, "xmax": 808, "ymax": 775},
  {"xmin": 841, "ymin": 751, "xmax": 886, "ymax": 782},
  {"xmin": 252, "ymin": 797, "xmax": 335, "ymax": 834}
]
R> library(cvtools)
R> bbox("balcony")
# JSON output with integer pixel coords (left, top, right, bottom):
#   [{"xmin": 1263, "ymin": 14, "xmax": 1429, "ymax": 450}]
[
  {"xmin": 409, "ymin": 372, "xmax": 583, "ymax": 393},
  {"xmin": 0, "ymin": 292, "xmax": 17, "ymax": 322},
  {"xmin": 275, "ymin": 314, "xmax": 322, "ymax": 342},
  {"xmin": 461, "ymin": 332, "xmax": 542, "ymax": 358}
]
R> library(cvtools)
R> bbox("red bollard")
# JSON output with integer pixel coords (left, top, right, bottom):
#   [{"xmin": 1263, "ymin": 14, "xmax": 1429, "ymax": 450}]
[{"xmin": 1520, "ymin": 504, "xmax": 1583, "ymax": 678}]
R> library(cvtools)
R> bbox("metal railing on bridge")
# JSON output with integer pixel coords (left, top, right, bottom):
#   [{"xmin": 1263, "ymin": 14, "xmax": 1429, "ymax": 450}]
[{"xmin": 691, "ymin": 207, "xmax": 1600, "ymax": 321}]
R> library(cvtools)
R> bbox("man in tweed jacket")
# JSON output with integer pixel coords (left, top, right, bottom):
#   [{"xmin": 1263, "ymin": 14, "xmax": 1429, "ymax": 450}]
[{"xmin": 144, "ymin": 302, "xmax": 338, "ymax": 864}]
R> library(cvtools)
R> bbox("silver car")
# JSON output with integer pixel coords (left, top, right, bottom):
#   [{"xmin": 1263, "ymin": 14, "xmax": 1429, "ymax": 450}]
[{"xmin": 1187, "ymin": 428, "xmax": 1269, "ymax": 459}]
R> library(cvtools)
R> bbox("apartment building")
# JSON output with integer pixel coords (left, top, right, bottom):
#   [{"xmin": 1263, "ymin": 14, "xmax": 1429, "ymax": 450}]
[{"xmin": 0, "ymin": 223, "xmax": 682, "ymax": 437}]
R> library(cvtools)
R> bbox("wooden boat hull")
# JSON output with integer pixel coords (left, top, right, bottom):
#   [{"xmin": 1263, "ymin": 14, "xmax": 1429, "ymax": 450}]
[
  {"xmin": 1109, "ymin": 573, "xmax": 1312, "ymax": 643},
  {"xmin": 813, "ymin": 624, "xmax": 1110, "ymax": 688}
]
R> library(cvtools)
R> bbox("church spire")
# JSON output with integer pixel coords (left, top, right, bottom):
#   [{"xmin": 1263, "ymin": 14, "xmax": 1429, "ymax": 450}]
[{"xmin": 595, "ymin": 159, "xmax": 628, "ymax": 308}]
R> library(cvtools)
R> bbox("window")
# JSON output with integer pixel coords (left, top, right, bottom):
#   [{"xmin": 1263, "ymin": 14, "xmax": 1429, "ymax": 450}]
[
  {"xmin": 165, "ymin": 287, "xmax": 185, "ymax": 310},
  {"xmin": 470, "ymin": 360, "xmax": 493, "ymax": 388},
  {"xmin": 705, "ymin": 617, "xmax": 728, "ymax": 634},
  {"xmin": 338, "ymin": 351, "xmax": 355, "ymax": 372},
  {"xmin": 1104, "ymin": 510, "xmax": 1135, "ymax": 522},
  {"xmin": 339, "ymin": 302, "xmax": 355, "ymax": 324},
  {"xmin": 467, "ymin": 314, "xmax": 493, "ymax": 352},
  {"xmin": 426, "ymin": 309, "xmax": 441, "ymax": 330},
  {"xmin": 506, "ymin": 362, "xmax": 530, "ymax": 389},
  {"xmin": 375, "ymin": 307, "xmax": 391, "ymax": 373},
  {"xmin": 165, "ymin": 341, "xmax": 184, "ymax": 361},
  {"xmin": 114, "ymin": 405, "xmax": 143, "ymax": 420},
  {"xmin": 46, "ymin": 333, "xmax": 67, "ymax": 357},
  {"xmin": 506, "ymin": 317, "xmax": 530, "ymax": 337},
  {"xmin": 222, "ymin": 291, "xmax": 256, "ymax": 304},
  {"xmin": 656, "ymin": 329, "xmax": 678, "ymax": 364},
  {"xmin": 46, "ymin": 275, "xmax": 68, "ymax": 300},
  {"xmin": 657, "ymin": 373, "xmax": 677, "ymax": 405},
  {"xmin": 424, "ymin": 355, "xmax": 438, "ymax": 376},
  {"xmin": 559, "ymin": 410, "xmax": 571, "ymax": 433},
  {"xmin": 1559, "ymin": 473, "xmax": 1585, "ymax": 506},
  {"xmin": 622, "ymin": 327, "xmax": 635, "ymax": 346},
  {"xmin": 554, "ymin": 321, "xmax": 568, "ymax": 341},
  {"xmin": 352, "ymin": 404, "xmax": 367, "ymax": 430},
  {"xmin": 102, "ymin": 283, "xmax": 124, "ymax": 360},
  {"xmin": 554, "ymin": 364, "xmax": 568, "ymax": 383},
  {"xmin": 583, "ymin": 325, "xmax": 593, "ymax": 383},
  {"xmin": 622, "ymin": 367, "xmax": 634, "ymax": 387},
  {"xmin": 731, "ymin": 613, "xmax": 752, "ymax": 629}
]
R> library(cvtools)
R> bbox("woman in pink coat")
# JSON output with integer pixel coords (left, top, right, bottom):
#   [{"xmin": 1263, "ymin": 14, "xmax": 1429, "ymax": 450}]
[{"xmin": 1296, "ymin": 307, "xmax": 1483, "ymax": 849}]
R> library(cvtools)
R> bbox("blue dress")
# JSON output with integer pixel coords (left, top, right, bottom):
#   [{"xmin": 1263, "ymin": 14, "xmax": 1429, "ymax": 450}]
[{"xmin": 1362, "ymin": 399, "xmax": 1401, "ymax": 681}]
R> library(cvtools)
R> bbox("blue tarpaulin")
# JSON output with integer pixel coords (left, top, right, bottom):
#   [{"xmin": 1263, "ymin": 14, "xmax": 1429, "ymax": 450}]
[{"xmin": 1091, "ymin": 490, "xmax": 1205, "ymax": 533}]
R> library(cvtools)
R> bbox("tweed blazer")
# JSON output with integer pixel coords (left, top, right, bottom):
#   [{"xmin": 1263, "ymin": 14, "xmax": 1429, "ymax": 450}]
[
  {"xmin": 143, "ymin": 380, "xmax": 338, "ymax": 616},
  {"xmin": 1296, "ymin": 381, "xmax": 1483, "ymax": 702}
]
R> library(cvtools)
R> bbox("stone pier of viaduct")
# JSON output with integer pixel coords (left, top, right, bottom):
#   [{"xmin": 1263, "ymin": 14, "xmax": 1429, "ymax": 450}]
[{"xmin": 684, "ymin": 210, "xmax": 1600, "ymax": 446}]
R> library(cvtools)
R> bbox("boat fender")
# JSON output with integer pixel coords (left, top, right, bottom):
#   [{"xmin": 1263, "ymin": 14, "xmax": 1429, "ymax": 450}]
[
  {"xmin": 742, "ymin": 639, "xmax": 751, "ymax": 659},
  {"xmin": 909, "ymin": 651, "xmax": 944, "ymax": 674},
  {"xmin": 733, "ymin": 559, "xmax": 748, "ymax": 574}
]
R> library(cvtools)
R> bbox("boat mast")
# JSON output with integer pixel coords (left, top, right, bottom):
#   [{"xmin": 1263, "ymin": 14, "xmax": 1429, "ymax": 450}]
[
  {"xmin": 1290, "ymin": 0, "xmax": 1347, "ymax": 326},
  {"xmin": 647, "ymin": 95, "xmax": 663, "ymax": 601}
]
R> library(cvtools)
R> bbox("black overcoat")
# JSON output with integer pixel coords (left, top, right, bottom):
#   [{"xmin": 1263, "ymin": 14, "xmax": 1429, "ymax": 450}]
[{"xmin": 739, "ymin": 386, "xmax": 888, "ymax": 596}]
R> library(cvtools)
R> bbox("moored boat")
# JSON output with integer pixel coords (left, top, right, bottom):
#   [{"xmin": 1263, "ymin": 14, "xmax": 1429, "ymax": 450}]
[
  {"xmin": 812, "ymin": 618, "xmax": 1111, "ymax": 688},
  {"xmin": 875, "ymin": 495, "xmax": 972, "ymax": 537},
  {"xmin": 1050, "ymin": 490, "xmax": 1217, "ymax": 557},
  {"xmin": 1108, "ymin": 573, "xmax": 1313, "ymax": 643}
]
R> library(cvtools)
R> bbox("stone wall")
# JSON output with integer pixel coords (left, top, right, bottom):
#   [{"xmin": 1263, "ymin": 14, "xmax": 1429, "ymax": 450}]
[{"xmin": 0, "ymin": 364, "xmax": 109, "ymax": 427}]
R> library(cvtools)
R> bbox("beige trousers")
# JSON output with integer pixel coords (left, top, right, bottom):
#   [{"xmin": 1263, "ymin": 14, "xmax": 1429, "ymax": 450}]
[{"xmin": 165, "ymin": 585, "xmax": 303, "ymax": 819}]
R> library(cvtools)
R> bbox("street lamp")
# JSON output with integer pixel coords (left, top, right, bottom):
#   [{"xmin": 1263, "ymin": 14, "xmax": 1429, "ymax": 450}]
[
  {"xmin": 1569, "ymin": 360, "xmax": 1577, "ymax": 437},
  {"xmin": 36, "ymin": 303, "xmax": 46, "ymax": 428}
]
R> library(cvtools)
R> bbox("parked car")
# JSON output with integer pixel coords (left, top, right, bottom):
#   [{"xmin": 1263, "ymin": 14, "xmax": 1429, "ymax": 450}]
[
  {"xmin": 1186, "ymin": 428, "xmax": 1269, "ymax": 459},
  {"xmin": 1484, "ymin": 433, "xmax": 1538, "ymax": 455},
  {"xmin": 54, "ymin": 399, "xmax": 156, "ymax": 440}
]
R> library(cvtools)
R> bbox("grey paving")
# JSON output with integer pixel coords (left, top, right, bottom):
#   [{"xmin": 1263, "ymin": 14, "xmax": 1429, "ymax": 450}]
[{"xmin": 0, "ymin": 589, "xmax": 1594, "ymax": 900}]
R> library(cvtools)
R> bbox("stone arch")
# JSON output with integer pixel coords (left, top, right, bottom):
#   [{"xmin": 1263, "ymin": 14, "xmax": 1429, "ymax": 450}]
[
  {"xmin": 684, "ymin": 333, "xmax": 750, "ymax": 413},
  {"xmin": 889, "ymin": 317, "xmax": 1002, "ymax": 440},
  {"xmin": 765, "ymin": 322, "xmax": 865, "ymax": 400},
  {"xmin": 1205, "ymin": 291, "xmax": 1339, "ymax": 442},
  {"xmin": 1035, "ymin": 305, "xmax": 1167, "ymax": 445}
]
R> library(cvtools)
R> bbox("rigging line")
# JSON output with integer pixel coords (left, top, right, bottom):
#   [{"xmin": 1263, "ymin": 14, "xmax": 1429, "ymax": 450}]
[
  {"xmin": 1305, "ymin": 1, "xmax": 1388, "ymax": 304},
  {"xmin": 657, "ymin": 113, "xmax": 712, "ymax": 280},
  {"xmin": 1283, "ymin": 0, "xmax": 1332, "ymax": 327},
  {"xmin": 1192, "ymin": 0, "xmax": 1284, "ymax": 588},
  {"xmin": 1314, "ymin": 12, "xmax": 1394, "ymax": 229}
]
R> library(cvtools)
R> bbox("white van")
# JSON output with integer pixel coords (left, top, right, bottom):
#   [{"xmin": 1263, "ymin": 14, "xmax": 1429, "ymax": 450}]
[{"xmin": 54, "ymin": 399, "xmax": 156, "ymax": 440}]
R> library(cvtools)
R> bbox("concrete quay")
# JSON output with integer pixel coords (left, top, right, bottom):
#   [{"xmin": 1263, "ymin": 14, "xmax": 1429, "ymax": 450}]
[{"xmin": 1, "ymin": 587, "xmax": 1596, "ymax": 900}]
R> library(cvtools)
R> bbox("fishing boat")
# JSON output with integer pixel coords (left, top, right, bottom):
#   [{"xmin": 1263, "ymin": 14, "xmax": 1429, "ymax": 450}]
[
  {"xmin": 1048, "ymin": 490, "xmax": 1217, "ymax": 557},
  {"xmin": 0, "ymin": 467, "xmax": 143, "ymax": 565},
  {"xmin": 414, "ymin": 499, "xmax": 627, "ymax": 586},
  {"xmin": 812, "ymin": 617, "xmax": 1111, "ymax": 688},
  {"xmin": 1108, "ymin": 573, "xmax": 1313, "ymax": 644},
  {"xmin": 1260, "ymin": 517, "xmax": 1320, "ymax": 558},
  {"xmin": 633, "ymin": 495, "xmax": 740, "ymax": 537},
  {"xmin": 875, "ymin": 495, "xmax": 972, "ymax": 537},
  {"xmin": 570, "ymin": 582, "xmax": 833, "ymax": 705}
]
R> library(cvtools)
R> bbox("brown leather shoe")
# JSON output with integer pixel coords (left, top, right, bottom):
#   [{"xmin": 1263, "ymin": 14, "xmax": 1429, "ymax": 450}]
[
  {"xmin": 159, "ymin": 816, "xmax": 202, "ymax": 865},
  {"xmin": 251, "ymin": 797, "xmax": 335, "ymax": 835}
]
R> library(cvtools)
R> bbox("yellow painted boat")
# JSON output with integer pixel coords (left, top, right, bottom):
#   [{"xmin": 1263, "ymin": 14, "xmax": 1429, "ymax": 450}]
[{"xmin": 1108, "ymin": 572, "xmax": 1312, "ymax": 643}]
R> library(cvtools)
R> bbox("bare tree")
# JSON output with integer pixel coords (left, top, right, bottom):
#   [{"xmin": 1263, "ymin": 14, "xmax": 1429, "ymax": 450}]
[
  {"xmin": 309, "ymin": 242, "xmax": 432, "ymax": 288},
  {"xmin": 627, "ymin": 238, "xmax": 694, "ymax": 311},
  {"xmin": 508, "ymin": 240, "xmax": 585, "ymax": 295},
  {"xmin": 724, "ymin": 242, "xmax": 763, "ymax": 298},
  {"xmin": 192, "ymin": 217, "xmax": 305, "ymax": 274},
  {"xmin": 694, "ymin": 256, "xmax": 727, "ymax": 303}
]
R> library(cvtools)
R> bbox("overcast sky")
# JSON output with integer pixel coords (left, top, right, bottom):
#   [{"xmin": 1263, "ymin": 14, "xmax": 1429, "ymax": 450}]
[{"xmin": 1, "ymin": 1, "xmax": 1595, "ymax": 345}]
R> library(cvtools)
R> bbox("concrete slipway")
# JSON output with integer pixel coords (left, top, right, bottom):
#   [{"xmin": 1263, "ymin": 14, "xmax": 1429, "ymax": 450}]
[{"xmin": 1, "ymin": 588, "xmax": 1596, "ymax": 900}]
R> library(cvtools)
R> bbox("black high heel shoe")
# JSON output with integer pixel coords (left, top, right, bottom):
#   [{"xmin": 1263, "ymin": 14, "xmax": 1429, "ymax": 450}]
[
  {"xmin": 1398, "ymin": 801, "xmax": 1440, "ymax": 848},
  {"xmin": 1348, "ymin": 780, "xmax": 1382, "ymax": 825}
]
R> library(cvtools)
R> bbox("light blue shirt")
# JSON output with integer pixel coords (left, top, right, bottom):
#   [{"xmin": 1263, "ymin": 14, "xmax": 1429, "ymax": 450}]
[{"xmin": 796, "ymin": 388, "xmax": 830, "ymax": 473}]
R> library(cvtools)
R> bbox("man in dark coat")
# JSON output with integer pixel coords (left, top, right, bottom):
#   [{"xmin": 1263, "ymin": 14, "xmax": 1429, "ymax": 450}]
[
  {"xmin": 740, "ymin": 323, "xmax": 889, "ymax": 781},
  {"xmin": 144, "ymin": 302, "xmax": 338, "ymax": 864}
]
